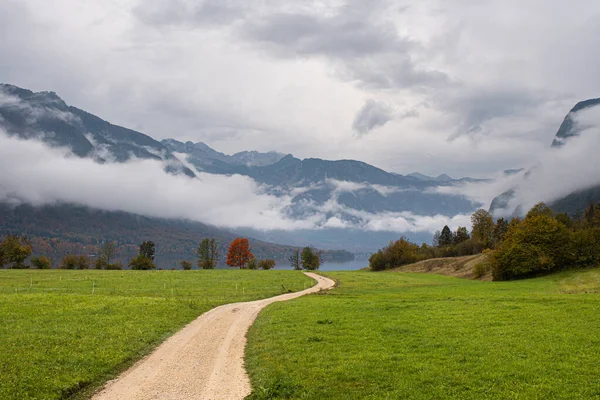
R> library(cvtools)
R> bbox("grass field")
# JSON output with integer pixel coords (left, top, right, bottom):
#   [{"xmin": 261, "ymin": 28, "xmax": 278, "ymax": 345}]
[
  {"xmin": 0, "ymin": 269, "xmax": 313, "ymax": 400},
  {"xmin": 246, "ymin": 269, "xmax": 600, "ymax": 399}
]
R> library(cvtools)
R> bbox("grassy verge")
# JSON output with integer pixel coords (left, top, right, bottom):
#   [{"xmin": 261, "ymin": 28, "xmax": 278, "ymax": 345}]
[
  {"xmin": 246, "ymin": 269, "xmax": 600, "ymax": 399},
  {"xmin": 0, "ymin": 269, "xmax": 313, "ymax": 400}
]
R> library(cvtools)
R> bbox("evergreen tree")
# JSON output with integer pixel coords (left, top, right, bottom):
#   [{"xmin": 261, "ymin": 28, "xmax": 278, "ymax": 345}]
[
  {"xmin": 439, "ymin": 225, "xmax": 454, "ymax": 246},
  {"xmin": 454, "ymin": 226, "xmax": 470, "ymax": 244}
]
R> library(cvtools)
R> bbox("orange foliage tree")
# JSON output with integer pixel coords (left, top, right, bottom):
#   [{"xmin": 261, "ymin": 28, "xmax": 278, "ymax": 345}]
[{"xmin": 226, "ymin": 237, "xmax": 254, "ymax": 268}]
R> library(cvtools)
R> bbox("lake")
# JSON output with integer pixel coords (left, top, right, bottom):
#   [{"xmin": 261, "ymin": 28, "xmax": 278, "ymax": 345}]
[{"xmin": 274, "ymin": 259, "xmax": 369, "ymax": 271}]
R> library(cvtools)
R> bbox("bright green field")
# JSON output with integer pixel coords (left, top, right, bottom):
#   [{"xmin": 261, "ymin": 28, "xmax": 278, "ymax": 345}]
[
  {"xmin": 0, "ymin": 269, "xmax": 313, "ymax": 400},
  {"xmin": 246, "ymin": 269, "xmax": 600, "ymax": 399}
]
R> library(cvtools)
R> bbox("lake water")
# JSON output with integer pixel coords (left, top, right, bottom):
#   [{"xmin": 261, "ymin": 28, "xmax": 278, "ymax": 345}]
[{"xmin": 274, "ymin": 259, "xmax": 369, "ymax": 271}]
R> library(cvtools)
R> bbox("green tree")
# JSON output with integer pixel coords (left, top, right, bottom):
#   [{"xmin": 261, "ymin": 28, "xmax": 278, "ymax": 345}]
[
  {"xmin": 60, "ymin": 254, "xmax": 89, "ymax": 270},
  {"xmin": 0, "ymin": 236, "xmax": 33, "ymax": 269},
  {"xmin": 288, "ymin": 249, "xmax": 301, "ymax": 270},
  {"xmin": 526, "ymin": 202, "xmax": 554, "ymax": 219},
  {"xmin": 129, "ymin": 255, "xmax": 156, "ymax": 270},
  {"xmin": 247, "ymin": 257, "xmax": 259, "ymax": 270},
  {"xmin": 139, "ymin": 241, "xmax": 155, "ymax": 261},
  {"xmin": 369, "ymin": 238, "xmax": 420, "ymax": 271},
  {"xmin": 196, "ymin": 238, "xmax": 218, "ymax": 269},
  {"xmin": 301, "ymin": 247, "xmax": 322, "ymax": 271},
  {"xmin": 556, "ymin": 213, "xmax": 573, "ymax": 229},
  {"xmin": 454, "ymin": 227, "xmax": 470, "ymax": 244},
  {"xmin": 471, "ymin": 209, "xmax": 495, "ymax": 249},
  {"xmin": 492, "ymin": 212, "xmax": 572, "ymax": 280},
  {"xmin": 438, "ymin": 225, "xmax": 454, "ymax": 246},
  {"xmin": 99, "ymin": 241, "xmax": 116, "ymax": 266},
  {"xmin": 31, "ymin": 256, "xmax": 52, "ymax": 269},
  {"xmin": 493, "ymin": 218, "xmax": 509, "ymax": 244},
  {"xmin": 584, "ymin": 203, "xmax": 600, "ymax": 227}
]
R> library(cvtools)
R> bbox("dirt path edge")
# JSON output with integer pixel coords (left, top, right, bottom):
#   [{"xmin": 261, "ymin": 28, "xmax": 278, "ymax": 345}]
[{"xmin": 92, "ymin": 272, "xmax": 335, "ymax": 400}]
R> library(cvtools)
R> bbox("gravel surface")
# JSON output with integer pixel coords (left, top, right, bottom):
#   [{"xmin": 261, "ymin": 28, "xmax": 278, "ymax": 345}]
[{"xmin": 92, "ymin": 272, "xmax": 335, "ymax": 400}]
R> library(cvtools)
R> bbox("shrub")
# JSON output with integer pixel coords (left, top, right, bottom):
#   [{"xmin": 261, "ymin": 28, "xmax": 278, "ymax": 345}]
[
  {"xmin": 31, "ymin": 256, "xmax": 52, "ymax": 269},
  {"xmin": 105, "ymin": 262, "xmax": 123, "ymax": 270},
  {"xmin": 247, "ymin": 258, "xmax": 259, "ymax": 270},
  {"xmin": 180, "ymin": 260, "xmax": 193, "ymax": 270},
  {"xmin": 259, "ymin": 259, "xmax": 276, "ymax": 270},
  {"xmin": 369, "ymin": 238, "xmax": 420, "ymax": 271},
  {"xmin": 492, "ymin": 214, "xmax": 572, "ymax": 280},
  {"xmin": 473, "ymin": 262, "xmax": 488, "ymax": 279},
  {"xmin": 129, "ymin": 255, "xmax": 156, "ymax": 270},
  {"xmin": 94, "ymin": 258, "xmax": 107, "ymax": 270},
  {"xmin": 570, "ymin": 228, "xmax": 600, "ymax": 268},
  {"xmin": 61, "ymin": 254, "xmax": 90, "ymax": 270}
]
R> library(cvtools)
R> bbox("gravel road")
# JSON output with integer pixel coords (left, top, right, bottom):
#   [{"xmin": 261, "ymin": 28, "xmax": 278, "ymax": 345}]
[{"xmin": 92, "ymin": 272, "xmax": 335, "ymax": 400}]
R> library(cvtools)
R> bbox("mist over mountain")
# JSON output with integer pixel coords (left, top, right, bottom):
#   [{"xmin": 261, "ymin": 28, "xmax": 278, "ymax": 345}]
[
  {"xmin": 2, "ymin": 82, "xmax": 599, "ymax": 252},
  {"xmin": 488, "ymin": 98, "xmax": 600, "ymax": 217},
  {"xmin": 0, "ymin": 84, "xmax": 488, "ymax": 252}
]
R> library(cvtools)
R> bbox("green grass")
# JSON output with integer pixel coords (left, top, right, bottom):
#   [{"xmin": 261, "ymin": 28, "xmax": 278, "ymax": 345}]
[
  {"xmin": 246, "ymin": 269, "xmax": 600, "ymax": 399},
  {"xmin": 0, "ymin": 269, "xmax": 313, "ymax": 400}
]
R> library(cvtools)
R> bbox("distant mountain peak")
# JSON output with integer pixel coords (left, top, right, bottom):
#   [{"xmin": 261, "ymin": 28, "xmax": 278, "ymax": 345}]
[
  {"xmin": 407, "ymin": 172, "xmax": 453, "ymax": 182},
  {"xmin": 161, "ymin": 138, "xmax": 286, "ymax": 167},
  {"xmin": 552, "ymin": 97, "xmax": 600, "ymax": 147}
]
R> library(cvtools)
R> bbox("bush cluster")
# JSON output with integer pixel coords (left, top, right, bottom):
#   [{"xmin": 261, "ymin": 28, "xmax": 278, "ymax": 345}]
[
  {"xmin": 60, "ymin": 255, "xmax": 91, "ymax": 270},
  {"xmin": 492, "ymin": 203, "xmax": 600, "ymax": 280}
]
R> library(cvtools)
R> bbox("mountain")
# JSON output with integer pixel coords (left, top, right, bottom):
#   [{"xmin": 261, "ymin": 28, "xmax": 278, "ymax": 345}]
[
  {"xmin": 552, "ymin": 98, "xmax": 600, "ymax": 147},
  {"xmin": 0, "ymin": 83, "xmax": 484, "ymax": 252},
  {"xmin": 0, "ymin": 84, "xmax": 195, "ymax": 177},
  {"xmin": 162, "ymin": 138, "xmax": 285, "ymax": 168},
  {"xmin": 407, "ymin": 172, "xmax": 453, "ymax": 182},
  {"xmin": 164, "ymin": 143, "xmax": 481, "ymax": 217},
  {"xmin": 490, "ymin": 97, "xmax": 600, "ymax": 217},
  {"xmin": 0, "ymin": 203, "xmax": 354, "ymax": 267}
]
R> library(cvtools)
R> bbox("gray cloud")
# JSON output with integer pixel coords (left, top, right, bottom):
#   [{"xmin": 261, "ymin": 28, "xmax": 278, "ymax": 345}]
[
  {"xmin": 240, "ymin": 2, "xmax": 451, "ymax": 89},
  {"xmin": 135, "ymin": 0, "xmax": 450, "ymax": 90},
  {"xmin": 436, "ymin": 106, "xmax": 600, "ymax": 214},
  {"xmin": 442, "ymin": 87, "xmax": 553, "ymax": 141},
  {"xmin": 352, "ymin": 100, "xmax": 394, "ymax": 135},
  {"xmin": 2, "ymin": 0, "xmax": 600, "ymax": 180},
  {"xmin": 133, "ymin": 0, "xmax": 246, "ymax": 27}
]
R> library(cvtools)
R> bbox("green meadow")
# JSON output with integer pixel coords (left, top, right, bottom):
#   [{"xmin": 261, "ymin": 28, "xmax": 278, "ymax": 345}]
[
  {"xmin": 0, "ymin": 269, "xmax": 313, "ymax": 400},
  {"xmin": 246, "ymin": 269, "xmax": 600, "ymax": 400}
]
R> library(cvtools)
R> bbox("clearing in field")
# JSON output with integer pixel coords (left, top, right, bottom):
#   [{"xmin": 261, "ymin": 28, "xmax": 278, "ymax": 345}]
[
  {"xmin": 0, "ymin": 269, "xmax": 313, "ymax": 400},
  {"xmin": 246, "ymin": 269, "xmax": 600, "ymax": 399}
]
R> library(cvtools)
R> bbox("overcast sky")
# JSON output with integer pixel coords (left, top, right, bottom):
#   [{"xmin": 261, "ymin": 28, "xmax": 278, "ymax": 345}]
[{"xmin": 2, "ymin": 0, "xmax": 599, "ymax": 178}]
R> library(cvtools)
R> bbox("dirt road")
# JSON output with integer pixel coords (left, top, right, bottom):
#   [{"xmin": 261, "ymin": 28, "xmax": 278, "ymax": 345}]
[{"xmin": 92, "ymin": 272, "xmax": 335, "ymax": 400}]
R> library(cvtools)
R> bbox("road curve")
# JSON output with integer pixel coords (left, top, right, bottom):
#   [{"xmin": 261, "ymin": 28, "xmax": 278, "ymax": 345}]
[{"xmin": 92, "ymin": 272, "xmax": 335, "ymax": 400}]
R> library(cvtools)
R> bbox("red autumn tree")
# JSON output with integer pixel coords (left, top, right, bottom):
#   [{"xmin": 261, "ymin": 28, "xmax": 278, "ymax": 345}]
[{"xmin": 226, "ymin": 237, "xmax": 254, "ymax": 268}]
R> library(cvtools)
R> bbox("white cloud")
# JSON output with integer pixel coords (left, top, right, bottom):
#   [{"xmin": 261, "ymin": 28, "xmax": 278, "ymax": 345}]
[
  {"xmin": 0, "ymin": 132, "xmax": 477, "ymax": 233},
  {"xmin": 435, "ymin": 107, "xmax": 600, "ymax": 216}
]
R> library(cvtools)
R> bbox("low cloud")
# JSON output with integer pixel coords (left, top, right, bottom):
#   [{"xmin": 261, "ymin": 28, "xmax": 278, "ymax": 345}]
[
  {"xmin": 0, "ymin": 132, "xmax": 474, "ymax": 234},
  {"xmin": 436, "ymin": 106, "xmax": 600, "ymax": 215}
]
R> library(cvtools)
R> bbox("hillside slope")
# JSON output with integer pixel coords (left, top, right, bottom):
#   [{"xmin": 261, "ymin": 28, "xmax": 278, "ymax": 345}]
[{"xmin": 0, "ymin": 203, "xmax": 353, "ymax": 267}]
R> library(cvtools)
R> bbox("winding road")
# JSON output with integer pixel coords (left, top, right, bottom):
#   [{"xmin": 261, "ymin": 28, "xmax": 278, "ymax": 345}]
[{"xmin": 92, "ymin": 272, "xmax": 335, "ymax": 400}]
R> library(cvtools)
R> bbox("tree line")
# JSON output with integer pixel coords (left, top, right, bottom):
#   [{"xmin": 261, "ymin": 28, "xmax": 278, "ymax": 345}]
[
  {"xmin": 0, "ymin": 236, "xmax": 322, "ymax": 270},
  {"xmin": 369, "ymin": 202, "xmax": 600, "ymax": 280}
]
